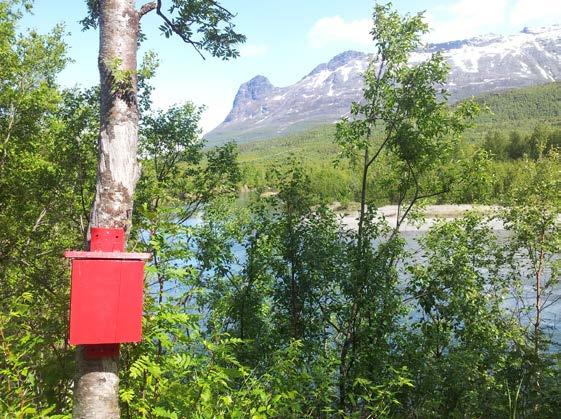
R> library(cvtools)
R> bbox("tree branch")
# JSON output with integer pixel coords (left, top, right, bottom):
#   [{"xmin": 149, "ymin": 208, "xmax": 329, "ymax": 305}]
[
  {"xmin": 139, "ymin": 1, "xmax": 157, "ymax": 19},
  {"xmin": 208, "ymin": 0, "xmax": 234, "ymax": 17},
  {"xmin": 416, "ymin": 186, "xmax": 450, "ymax": 201},
  {"xmin": 395, "ymin": 160, "xmax": 420, "ymax": 231},
  {"xmin": 156, "ymin": 0, "xmax": 206, "ymax": 60},
  {"xmin": 365, "ymin": 103, "xmax": 402, "ymax": 171}
]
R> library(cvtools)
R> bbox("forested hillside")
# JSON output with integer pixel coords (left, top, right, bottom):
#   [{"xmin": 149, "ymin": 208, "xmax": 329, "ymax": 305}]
[{"xmin": 475, "ymin": 81, "xmax": 561, "ymax": 125}]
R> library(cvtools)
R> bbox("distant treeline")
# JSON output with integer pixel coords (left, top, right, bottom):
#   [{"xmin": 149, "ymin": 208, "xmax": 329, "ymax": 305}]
[
  {"xmin": 239, "ymin": 124, "xmax": 561, "ymax": 206},
  {"xmin": 482, "ymin": 125, "xmax": 561, "ymax": 160}
]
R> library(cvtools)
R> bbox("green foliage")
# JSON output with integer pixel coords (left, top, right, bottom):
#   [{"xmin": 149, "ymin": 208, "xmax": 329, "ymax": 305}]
[
  {"xmin": 156, "ymin": 0, "xmax": 246, "ymax": 59},
  {"xmin": 349, "ymin": 369, "xmax": 413, "ymax": 418},
  {"xmin": 332, "ymin": 6, "xmax": 481, "ymax": 411},
  {"xmin": 335, "ymin": 2, "xmax": 479, "ymax": 218},
  {"xmin": 0, "ymin": 2, "xmax": 90, "ymax": 415},
  {"xmin": 121, "ymin": 96, "xmax": 259, "ymax": 418},
  {"xmin": 0, "ymin": 292, "xmax": 71, "ymax": 418},
  {"xmin": 106, "ymin": 56, "xmax": 136, "ymax": 96},
  {"xmin": 500, "ymin": 151, "xmax": 561, "ymax": 414},
  {"xmin": 483, "ymin": 130, "xmax": 509, "ymax": 160},
  {"xmin": 475, "ymin": 81, "xmax": 561, "ymax": 127},
  {"xmin": 138, "ymin": 50, "xmax": 160, "ymax": 112},
  {"xmin": 80, "ymin": 0, "xmax": 100, "ymax": 30},
  {"xmin": 402, "ymin": 215, "xmax": 519, "ymax": 416},
  {"xmin": 3, "ymin": 1, "xmax": 561, "ymax": 417}
]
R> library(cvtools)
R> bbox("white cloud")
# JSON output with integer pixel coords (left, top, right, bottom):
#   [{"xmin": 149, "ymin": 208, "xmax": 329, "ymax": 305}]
[
  {"xmin": 308, "ymin": 16, "xmax": 371, "ymax": 49},
  {"xmin": 426, "ymin": 0, "xmax": 508, "ymax": 43},
  {"xmin": 510, "ymin": 0, "xmax": 561, "ymax": 27},
  {"xmin": 239, "ymin": 44, "xmax": 269, "ymax": 58}
]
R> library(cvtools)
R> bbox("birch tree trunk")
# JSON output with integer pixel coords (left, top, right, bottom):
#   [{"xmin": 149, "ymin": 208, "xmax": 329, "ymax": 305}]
[
  {"xmin": 73, "ymin": 1, "xmax": 140, "ymax": 417},
  {"xmin": 90, "ymin": 0, "xmax": 140, "ymax": 233}
]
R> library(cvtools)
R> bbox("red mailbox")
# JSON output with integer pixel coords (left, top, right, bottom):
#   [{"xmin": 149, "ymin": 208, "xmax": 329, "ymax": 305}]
[{"xmin": 64, "ymin": 228, "xmax": 150, "ymax": 346}]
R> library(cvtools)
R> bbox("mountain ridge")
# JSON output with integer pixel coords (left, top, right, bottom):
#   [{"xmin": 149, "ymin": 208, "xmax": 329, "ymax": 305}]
[{"xmin": 206, "ymin": 24, "xmax": 561, "ymax": 145}]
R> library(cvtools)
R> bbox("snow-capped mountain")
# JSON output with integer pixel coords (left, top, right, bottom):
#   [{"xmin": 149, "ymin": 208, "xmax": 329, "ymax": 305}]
[{"xmin": 206, "ymin": 25, "xmax": 561, "ymax": 144}]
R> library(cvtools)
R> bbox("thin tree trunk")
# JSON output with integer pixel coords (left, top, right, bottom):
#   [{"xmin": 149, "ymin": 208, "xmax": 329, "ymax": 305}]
[
  {"xmin": 73, "ymin": 1, "xmax": 140, "ymax": 417},
  {"xmin": 357, "ymin": 147, "xmax": 369, "ymax": 249},
  {"xmin": 534, "ymin": 232, "xmax": 545, "ymax": 357},
  {"xmin": 534, "ymin": 256, "xmax": 542, "ymax": 357},
  {"xmin": 533, "ymin": 236, "xmax": 545, "ymax": 411}
]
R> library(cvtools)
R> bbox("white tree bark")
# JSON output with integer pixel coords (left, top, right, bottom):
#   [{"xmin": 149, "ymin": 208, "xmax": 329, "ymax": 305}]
[
  {"xmin": 73, "ymin": 349, "xmax": 120, "ymax": 418},
  {"xmin": 73, "ymin": 1, "xmax": 140, "ymax": 417},
  {"xmin": 90, "ymin": 0, "xmax": 140, "ymax": 233}
]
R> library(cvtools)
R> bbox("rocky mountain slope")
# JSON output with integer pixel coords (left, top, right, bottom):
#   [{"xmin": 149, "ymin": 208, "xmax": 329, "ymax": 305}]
[{"xmin": 206, "ymin": 25, "xmax": 561, "ymax": 144}]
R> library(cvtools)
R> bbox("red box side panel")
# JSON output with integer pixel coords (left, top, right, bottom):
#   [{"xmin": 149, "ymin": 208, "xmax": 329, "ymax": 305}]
[{"xmin": 115, "ymin": 261, "xmax": 144, "ymax": 342}]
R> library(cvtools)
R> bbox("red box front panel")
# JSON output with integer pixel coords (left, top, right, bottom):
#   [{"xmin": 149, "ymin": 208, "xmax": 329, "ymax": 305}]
[{"xmin": 69, "ymin": 259, "xmax": 144, "ymax": 345}]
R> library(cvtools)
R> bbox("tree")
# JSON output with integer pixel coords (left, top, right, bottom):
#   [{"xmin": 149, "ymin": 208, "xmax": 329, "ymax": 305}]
[
  {"xmin": 333, "ymin": 2, "xmax": 479, "ymax": 410},
  {"xmin": 501, "ymin": 150, "xmax": 561, "ymax": 414},
  {"xmin": 507, "ymin": 130, "xmax": 528, "ymax": 160},
  {"xmin": 483, "ymin": 130, "xmax": 509, "ymax": 160},
  {"xmin": 0, "ymin": 0, "xmax": 70, "ymax": 300},
  {"xmin": 0, "ymin": 2, "xmax": 113, "ymax": 414},
  {"xmin": 335, "ymin": 3, "xmax": 478, "ymax": 244},
  {"xmin": 73, "ymin": 1, "xmax": 245, "ymax": 417},
  {"xmin": 403, "ymin": 214, "xmax": 519, "ymax": 416}
]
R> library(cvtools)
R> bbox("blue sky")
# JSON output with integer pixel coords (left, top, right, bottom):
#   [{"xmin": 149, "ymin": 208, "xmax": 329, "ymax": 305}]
[{"xmin": 20, "ymin": 0, "xmax": 561, "ymax": 132}]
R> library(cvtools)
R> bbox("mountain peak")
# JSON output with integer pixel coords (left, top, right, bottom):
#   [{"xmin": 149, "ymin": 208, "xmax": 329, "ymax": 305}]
[
  {"xmin": 241, "ymin": 75, "xmax": 274, "ymax": 99},
  {"xmin": 222, "ymin": 76, "xmax": 272, "ymax": 123},
  {"xmin": 308, "ymin": 50, "xmax": 368, "ymax": 76},
  {"xmin": 327, "ymin": 50, "xmax": 368, "ymax": 68},
  {"xmin": 521, "ymin": 24, "xmax": 561, "ymax": 35}
]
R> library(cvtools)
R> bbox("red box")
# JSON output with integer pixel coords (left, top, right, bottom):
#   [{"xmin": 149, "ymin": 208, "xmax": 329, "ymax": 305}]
[
  {"xmin": 65, "ymin": 228, "xmax": 150, "ymax": 345},
  {"xmin": 68, "ymin": 258, "xmax": 144, "ymax": 344}
]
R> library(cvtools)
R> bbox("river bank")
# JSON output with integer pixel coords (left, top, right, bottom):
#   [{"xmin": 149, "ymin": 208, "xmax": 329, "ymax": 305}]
[{"xmin": 337, "ymin": 204, "xmax": 504, "ymax": 231}]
